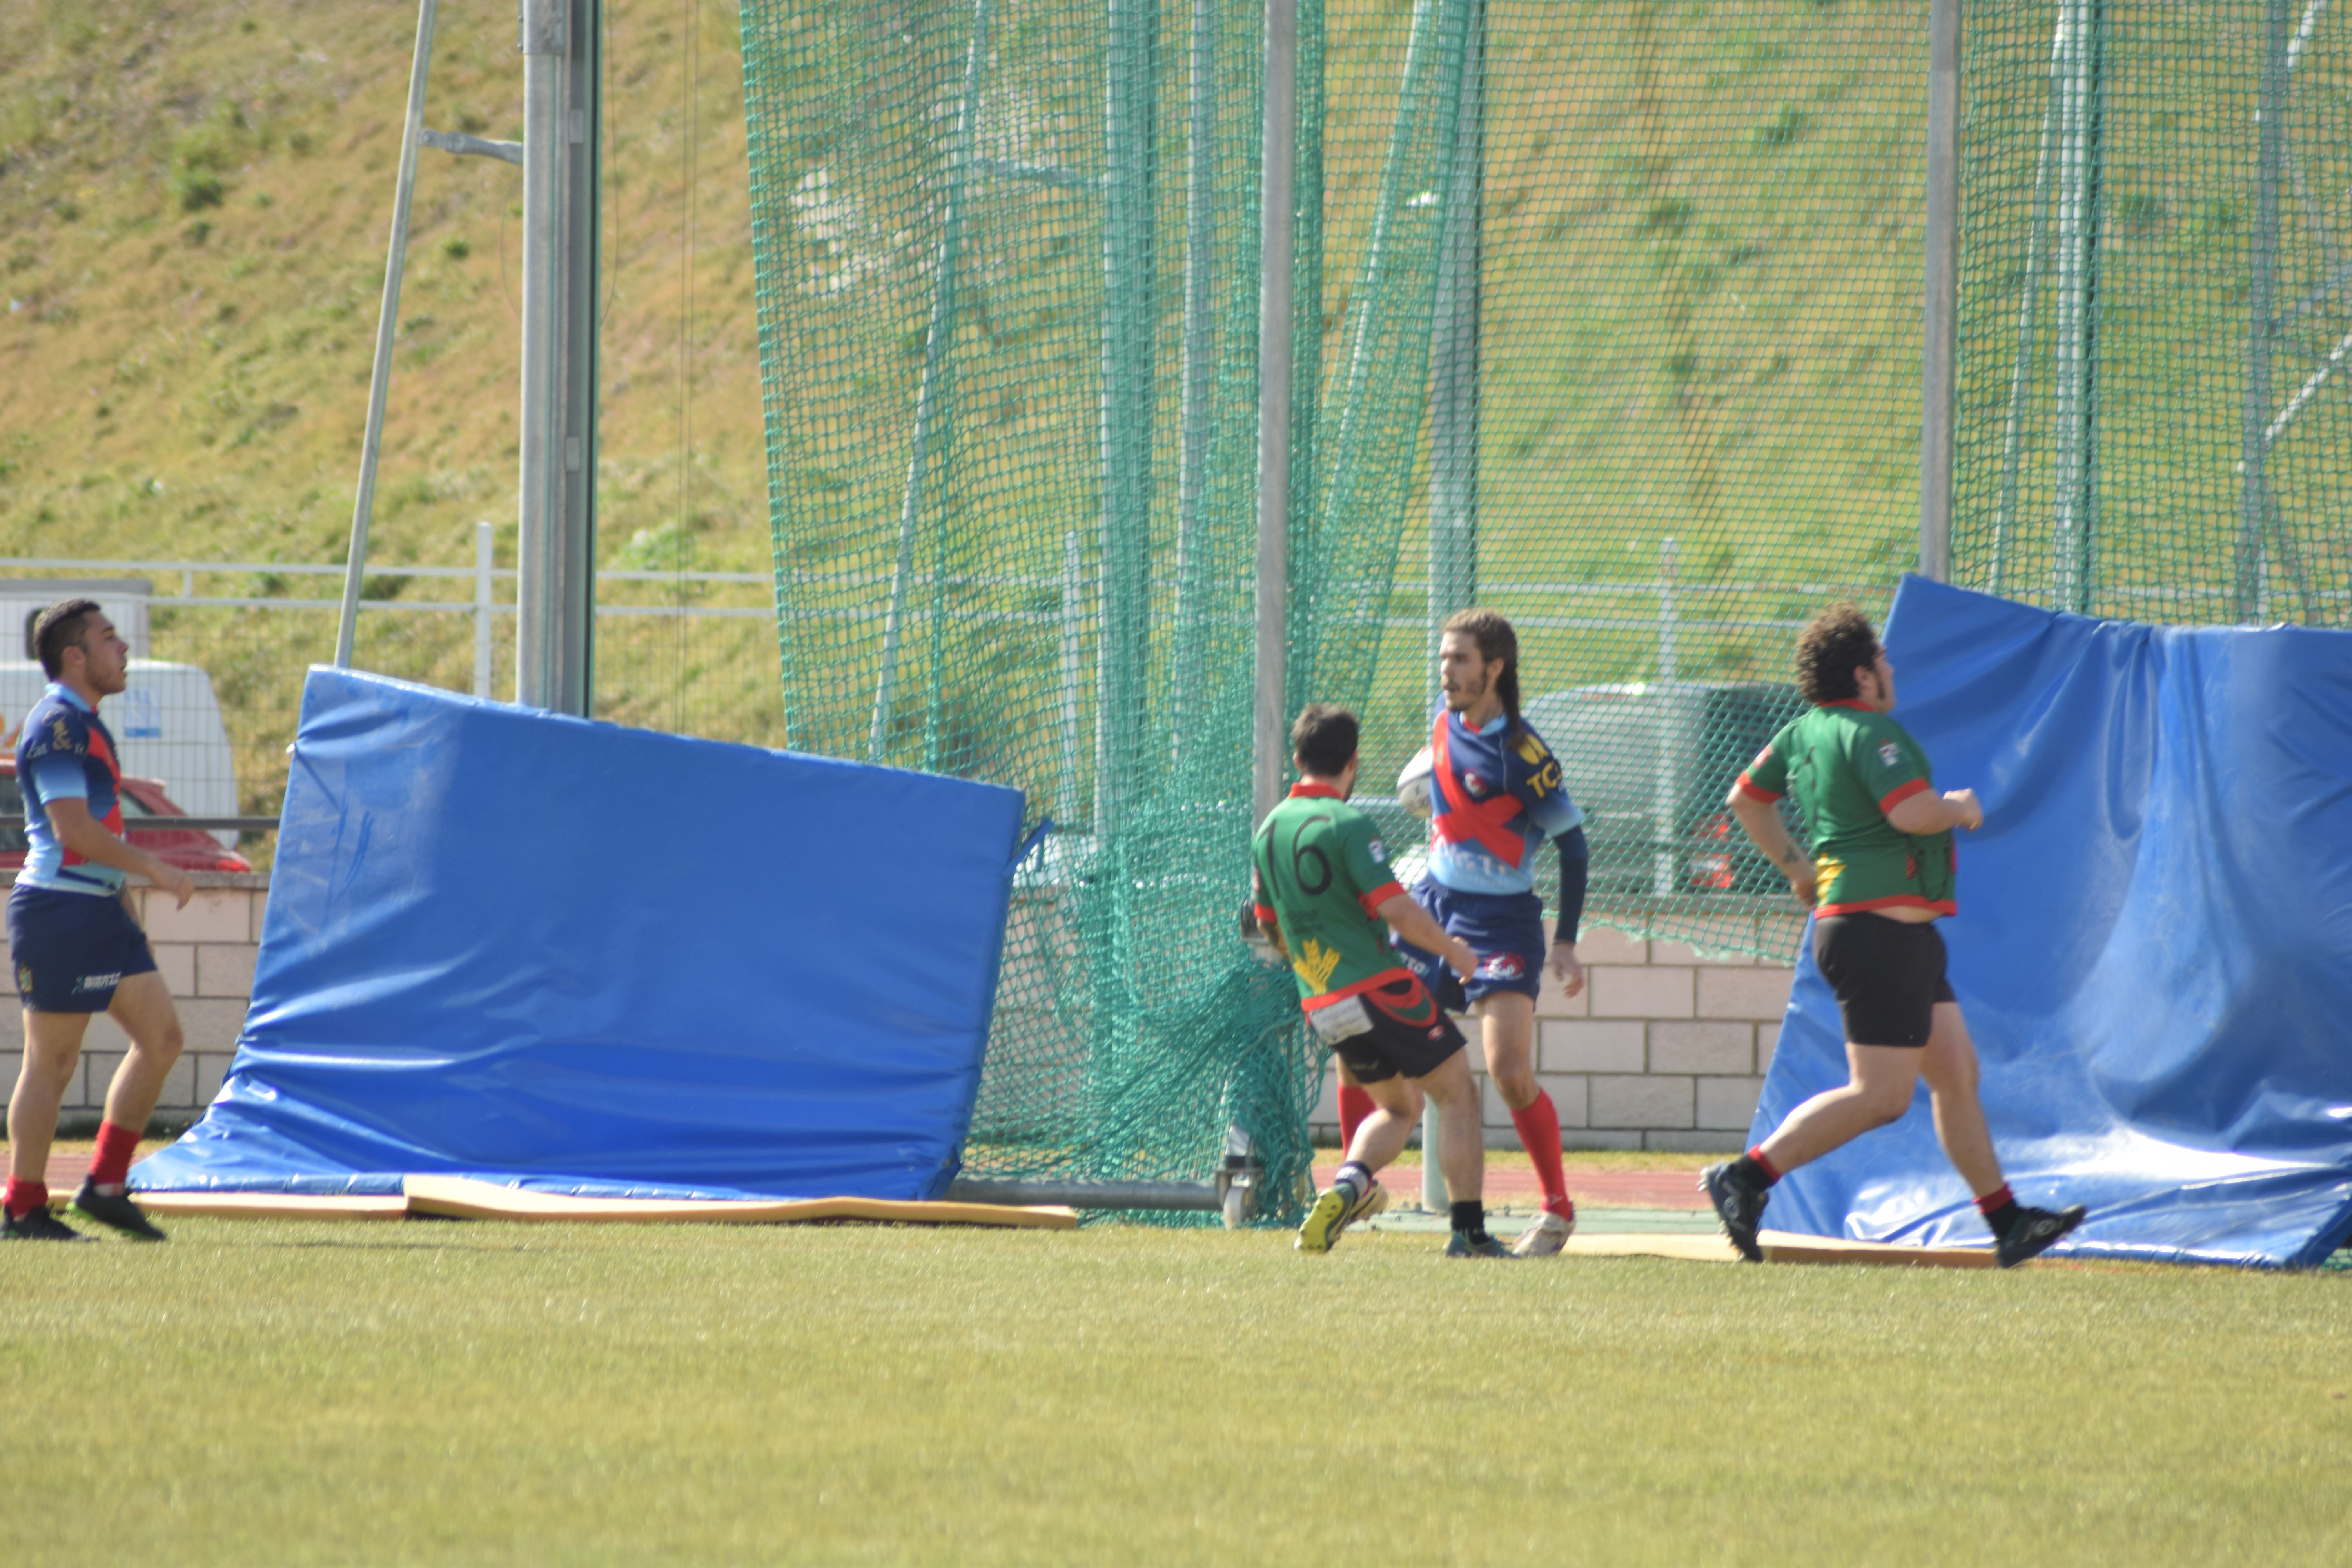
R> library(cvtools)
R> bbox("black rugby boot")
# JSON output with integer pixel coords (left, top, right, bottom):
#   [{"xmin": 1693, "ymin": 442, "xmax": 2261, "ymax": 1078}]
[
  {"xmin": 1702, "ymin": 1161, "xmax": 1769, "ymax": 1263},
  {"xmin": 1994, "ymin": 1204, "xmax": 2084, "ymax": 1268}
]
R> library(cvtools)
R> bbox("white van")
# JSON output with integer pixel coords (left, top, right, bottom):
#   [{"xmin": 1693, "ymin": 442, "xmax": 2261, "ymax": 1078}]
[{"xmin": 0, "ymin": 661, "xmax": 241, "ymax": 848}]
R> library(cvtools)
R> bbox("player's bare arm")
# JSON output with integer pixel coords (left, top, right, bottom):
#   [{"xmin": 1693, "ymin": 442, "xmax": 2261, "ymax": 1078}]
[
  {"xmin": 1727, "ymin": 785, "xmax": 1818, "ymax": 906},
  {"xmin": 1886, "ymin": 786, "xmax": 1983, "ymax": 835},
  {"xmin": 42, "ymin": 796, "xmax": 195, "ymax": 908},
  {"xmin": 1373, "ymin": 891, "xmax": 1477, "ymax": 980}
]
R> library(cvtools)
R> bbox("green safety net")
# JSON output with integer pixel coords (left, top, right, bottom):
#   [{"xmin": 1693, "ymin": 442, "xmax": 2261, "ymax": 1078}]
[
  {"xmin": 736, "ymin": 0, "xmax": 1938, "ymax": 1207},
  {"xmin": 1951, "ymin": 1, "xmax": 2352, "ymax": 627},
  {"xmin": 742, "ymin": 1, "xmax": 2352, "ymax": 1201}
]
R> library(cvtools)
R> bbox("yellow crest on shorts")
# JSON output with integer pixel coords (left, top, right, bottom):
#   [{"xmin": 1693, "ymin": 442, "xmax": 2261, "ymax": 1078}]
[{"xmin": 1293, "ymin": 938, "xmax": 1342, "ymax": 994}]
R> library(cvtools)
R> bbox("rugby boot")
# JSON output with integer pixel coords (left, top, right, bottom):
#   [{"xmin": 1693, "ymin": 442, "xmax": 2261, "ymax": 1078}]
[
  {"xmin": 1, "ymin": 1205, "xmax": 92, "ymax": 1241},
  {"xmin": 72, "ymin": 1180, "xmax": 168, "ymax": 1241},
  {"xmin": 1510, "ymin": 1207, "xmax": 1577, "ymax": 1259},
  {"xmin": 1339, "ymin": 1178, "xmax": 1392, "ymax": 1230},
  {"xmin": 1994, "ymin": 1203, "xmax": 2085, "ymax": 1268},
  {"xmin": 1444, "ymin": 1229, "xmax": 1513, "ymax": 1259},
  {"xmin": 1702, "ymin": 1161, "xmax": 1769, "ymax": 1263},
  {"xmin": 1295, "ymin": 1179, "xmax": 1362, "ymax": 1254}
]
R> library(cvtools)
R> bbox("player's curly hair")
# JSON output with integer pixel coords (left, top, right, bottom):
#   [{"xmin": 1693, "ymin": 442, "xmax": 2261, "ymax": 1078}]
[
  {"xmin": 1794, "ymin": 603, "xmax": 1881, "ymax": 704},
  {"xmin": 1442, "ymin": 607, "xmax": 1522, "ymax": 725},
  {"xmin": 1290, "ymin": 703, "xmax": 1359, "ymax": 779}
]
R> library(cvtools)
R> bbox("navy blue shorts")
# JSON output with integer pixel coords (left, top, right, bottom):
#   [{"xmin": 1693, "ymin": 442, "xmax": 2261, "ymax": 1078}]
[
  {"xmin": 1390, "ymin": 877, "xmax": 1548, "ymax": 1010},
  {"xmin": 7, "ymin": 886, "xmax": 157, "ymax": 1013}
]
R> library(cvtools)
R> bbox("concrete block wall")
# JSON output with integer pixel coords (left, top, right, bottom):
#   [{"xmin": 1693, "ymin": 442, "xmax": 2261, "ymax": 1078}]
[
  {"xmin": 1310, "ymin": 921, "xmax": 1795, "ymax": 1153},
  {"xmin": 0, "ymin": 872, "xmax": 267, "ymax": 1122}
]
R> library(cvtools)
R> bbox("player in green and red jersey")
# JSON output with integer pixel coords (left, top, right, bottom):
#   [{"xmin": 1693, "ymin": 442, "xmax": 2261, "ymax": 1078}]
[
  {"xmin": 1703, "ymin": 604, "xmax": 2085, "ymax": 1268},
  {"xmin": 1248, "ymin": 704, "xmax": 1506, "ymax": 1257}
]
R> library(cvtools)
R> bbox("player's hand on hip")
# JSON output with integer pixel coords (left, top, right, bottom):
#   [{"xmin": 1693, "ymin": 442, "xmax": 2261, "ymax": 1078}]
[
  {"xmin": 1442, "ymin": 935, "xmax": 1478, "ymax": 982},
  {"xmin": 1944, "ymin": 788, "xmax": 1984, "ymax": 831},
  {"xmin": 1787, "ymin": 862, "xmax": 1818, "ymax": 907},
  {"xmin": 1547, "ymin": 940, "xmax": 1585, "ymax": 998}
]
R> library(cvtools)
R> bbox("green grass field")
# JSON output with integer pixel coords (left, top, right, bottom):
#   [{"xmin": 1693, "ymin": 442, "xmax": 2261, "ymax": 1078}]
[{"xmin": 5, "ymin": 1212, "xmax": 2350, "ymax": 1565}]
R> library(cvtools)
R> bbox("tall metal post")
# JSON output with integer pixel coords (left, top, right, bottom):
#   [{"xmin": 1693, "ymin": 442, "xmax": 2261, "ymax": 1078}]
[
  {"xmin": 2049, "ymin": 0, "xmax": 2103, "ymax": 615},
  {"xmin": 336, "ymin": 0, "xmax": 438, "ymax": 670},
  {"xmin": 1096, "ymin": 0, "xmax": 1158, "ymax": 833},
  {"xmin": 516, "ymin": 0, "xmax": 599, "ymax": 715},
  {"xmin": 1169, "ymin": 0, "xmax": 1218, "ymax": 768},
  {"xmin": 1252, "ymin": 0, "xmax": 1297, "ymax": 824},
  {"xmin": 1918, "ymin": 0, "xmax": 1960, "ymax": 584},
  {"xmin": 2238, "ymin": 0, "xmax": 2292, "ymax": 622},
  {"xmin": 1419, "ymin": 0, "xmax": 1483, "ymax": 1214}
]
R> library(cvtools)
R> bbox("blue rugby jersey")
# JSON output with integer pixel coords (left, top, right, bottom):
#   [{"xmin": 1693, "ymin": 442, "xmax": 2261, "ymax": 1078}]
[
  {"xmin": 1423, "ymin": 708, "xmax": 1584, "ymax": 897},
  {"xmin": 15, "ymin": 683, "xmax": 129, "ymax": 896}
]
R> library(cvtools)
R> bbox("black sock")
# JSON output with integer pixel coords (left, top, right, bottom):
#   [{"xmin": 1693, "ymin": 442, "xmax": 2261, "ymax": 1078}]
[
  {"xmin": 1731, "ymin": 1153, "xmax": 1776, "ymax": 1190},
  {"xmin": 1977, "ymin": 1187, "xmax": 2023, "ymax": 1238},
  {"xmin": 1450, "ymin": 1200, "xmax": 1487, "ymax": 1238}
]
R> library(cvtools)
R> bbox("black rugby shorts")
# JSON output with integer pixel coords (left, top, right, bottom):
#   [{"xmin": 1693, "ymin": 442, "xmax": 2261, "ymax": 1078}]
[
  {"xmin": 1812, "ymin": 913, "xmax": 1955, "ymax": 1048},
  {"xmin": 1306, "ymin": 973, "xmax": 1466, "ymax": 1084}
]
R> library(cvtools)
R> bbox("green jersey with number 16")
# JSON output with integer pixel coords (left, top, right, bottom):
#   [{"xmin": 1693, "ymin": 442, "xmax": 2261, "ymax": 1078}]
[{"xmin": 1250, "ymin": 783, "xmax": 1414, "ymax": 1013}]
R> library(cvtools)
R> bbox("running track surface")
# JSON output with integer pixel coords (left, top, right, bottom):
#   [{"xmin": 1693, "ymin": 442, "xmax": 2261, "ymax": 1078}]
[{"xmin": 44, "ymin": 1154, "xmax": 1711, "ymax": 1210}]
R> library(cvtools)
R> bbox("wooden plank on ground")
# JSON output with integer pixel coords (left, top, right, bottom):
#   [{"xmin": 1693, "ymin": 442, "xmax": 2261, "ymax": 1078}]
[
  {"xmin": 1562, "ymin": 1232, "xmax": 1742, "ymax": 1263},
  {"xmin": 1759, "ymin": 1229, "xmax": 1998, "ymax": 1268},
  {"xmin": 401, "ymin": 1175, "xmax": 1081, "ymax": 1229},
  {"xmin": 134, "ymin": 1191, "xmax": 412, "ymax": 1219}
]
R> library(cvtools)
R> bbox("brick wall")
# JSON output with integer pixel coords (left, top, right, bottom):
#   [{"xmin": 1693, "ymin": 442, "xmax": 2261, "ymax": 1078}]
[
  {"xmin": 0, "ymin": 872, "xmax": 267, "ymax": 1122},
  {"xmin": 6, "ymin": 875, "xmax": 1793, "ymax": 1151},
  {"xmin": 1311, "ymin": 920, "xmax": 1796, "ymax": 1153}
]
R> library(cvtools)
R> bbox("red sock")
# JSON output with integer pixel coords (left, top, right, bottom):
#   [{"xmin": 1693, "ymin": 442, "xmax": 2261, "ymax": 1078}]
[
  {"xmin": 1973, "ymin": 1183, "xmax": 2015, "ymax": 1217},
  {"xmin": 1337, "ymin": 1084, "xmax": 1376, "ymax": 1155},
  {"xmin": 90, "ymin": 1120, "xmax": 142, "ymax": 1188},
  {"xmin": 1509, "ymin": 1092, "xmax": 1574, "ymax": 1219},
  {"xmin": 4, "ymin": 1178, "xmax": 49, "ymax": 1219},
  {"xmin": 1746, "ymin": 1145, "xmax": 1783, "ymax": 1184}
]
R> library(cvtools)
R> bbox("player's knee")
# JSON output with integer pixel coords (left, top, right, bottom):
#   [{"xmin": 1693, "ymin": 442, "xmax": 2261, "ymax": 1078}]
[
  {"xmin": 1491, "ymin": 1066, "xmax": 1539, "ymax": 1110},
  {"xmin": 1853, "ymin": 1080, "xmax": 1911, "ymax": 1126},
  {"xmin": 143, "ymin": 1016, "xmax": 185, "ymax": 1064}
]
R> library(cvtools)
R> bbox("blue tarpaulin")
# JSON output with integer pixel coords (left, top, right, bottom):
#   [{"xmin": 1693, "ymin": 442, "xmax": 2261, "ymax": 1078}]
[
  {"xmin": 136, "ymin": 667, "xmax": 1027, "ymax": 1202},
  {"xmin": 1752, "ymin": 576, "xmax": 2352, "ymax": 1267}
]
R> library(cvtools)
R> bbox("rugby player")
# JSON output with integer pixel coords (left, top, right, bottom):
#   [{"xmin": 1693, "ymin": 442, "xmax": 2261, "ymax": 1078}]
[
  {"xmin": 1702, "ymin": 604, "xmax": 2085, "ymax": 1268},
  {"xmin": 1362, "ymin": 608, "xmax": 1590, "ymax": 1257},
  {"xmin": 1, "ymin": 601, "xmax": 195, "ymax": 1242},
  {"xmin": 1249, "ymin": 704, "xmax": 1509, "ymax": 1258}
]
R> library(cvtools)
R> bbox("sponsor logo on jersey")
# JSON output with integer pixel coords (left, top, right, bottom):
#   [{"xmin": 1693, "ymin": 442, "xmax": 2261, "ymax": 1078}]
[
  {"xmin": 1463, "ymin": 771, "xmax": 1489, "ymax": 798},
  {"xmin": 1368, "ymin": 838, "xmax": 1385, "ymax": 862},
  {"xmin": 73, "ymin": 971, "xmax": 123, "ymax": 993},
  {"xmin": 1475, "ymin": 952, "xmax": 1524, "ymax": 982},
  {"xmin": 1879, "ymin": 740, "xmax": 1900, "ymax": 768},
  {"xmin": 1512, "ymin": 733, "xmax": 1549, "ymax": 766}
]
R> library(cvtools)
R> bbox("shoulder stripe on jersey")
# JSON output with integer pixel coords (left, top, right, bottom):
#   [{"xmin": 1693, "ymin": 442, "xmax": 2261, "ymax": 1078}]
[{"xmin": 1878, "ymin": 777, "xmax": 1932, "ymax": 814}]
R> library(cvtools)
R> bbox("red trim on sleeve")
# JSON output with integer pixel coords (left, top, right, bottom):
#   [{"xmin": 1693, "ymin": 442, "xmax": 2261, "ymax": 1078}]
[
  {"xmin": 1878, "ymin": 777, "xmax": 1932, "ymax": 814},
  {"xmin": 1733, "ymin": 771, "xmax": 1783, "ymax": 804},
  {"xmin": 1356, "ymin": 880, "xmax": 1406, "ymax": 918},
  {"xmin": 1250, "ymin": 903, "xmax": 1277, "ymax": 925}
]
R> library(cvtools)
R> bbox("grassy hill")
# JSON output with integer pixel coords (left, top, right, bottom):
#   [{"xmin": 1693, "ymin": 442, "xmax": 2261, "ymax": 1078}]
[{"xmin": 0, "ymin": 0, "xmax": 776, "ymax": 817}]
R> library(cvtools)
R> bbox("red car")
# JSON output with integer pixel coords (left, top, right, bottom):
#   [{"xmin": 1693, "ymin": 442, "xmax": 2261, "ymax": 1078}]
[{"xmin": 0, "ymin": 759, "xmax": 253, "ymax": 874}]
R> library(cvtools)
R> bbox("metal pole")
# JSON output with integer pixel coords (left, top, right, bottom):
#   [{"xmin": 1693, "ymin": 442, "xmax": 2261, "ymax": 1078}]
[
  {"xmin": 2238, "ymin": 0, "xmax": 2291, "ymax": 622},
  {"xmin": 1252, "ymin": 0, "xmax": 1296, "ymax": 824},
  {"xmin": 870, "ymin": 0, "xmax": 992, "ymax": 759},
  {"xmin": 515, "ymin": 0, "xmax": 599, "ymax": 715},
  {"xmin": 336, "ymin": 0, "xmax": 437, "ymax": 670},
  {"xmin": 2050, "ymin": 0, "xmax": 2102, "ymax": 615},
  {"xmin": 1170, "ymin": 0, "xmax": 1217, "ymax": 768},
  {"xmin": 1096, "ymin": 0, "xmax": 1158, "ymax": 833},
  {"xmin": 1058, "ymin": 529, "xmax": 1083, "ymax": 823},
  {"xmin": 473, "ymin": 520, "xmax": 495, "ymax": 698},
  {"xmin": 1991, "ymin": 17, "xmax": 2070, "ymax": 597},
  {"xmin": 1918, "ymin": 0, "xmax": 1959, "ymax": 584}
]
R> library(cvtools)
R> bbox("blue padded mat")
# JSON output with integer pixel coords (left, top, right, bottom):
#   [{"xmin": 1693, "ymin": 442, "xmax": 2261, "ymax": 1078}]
[
  {"xmin": 1753, "ymin": 577, "xmax": 2352, "ymax": 1268},
  {"xmin": 135, "ymin": 667, "xmax": 1027, "ymax": 1202}
]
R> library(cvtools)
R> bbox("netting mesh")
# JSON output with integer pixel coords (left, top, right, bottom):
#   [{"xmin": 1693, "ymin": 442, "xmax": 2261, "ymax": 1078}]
[
  {"xmin": 740, "ymin": 0, "xmax": 1944, "ymax": 1208},
  {"xmin": 747, "ymin": 2, "xmax": 2352, "ymax": 1200},
  {"xmin": 1951, "ymin": 1, "xmax": 2352, "ymax": 625}
]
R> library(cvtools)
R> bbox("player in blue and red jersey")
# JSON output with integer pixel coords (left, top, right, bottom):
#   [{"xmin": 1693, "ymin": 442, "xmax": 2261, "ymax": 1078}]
[
  {"xmin": 1365, "ymin": 608, "xmax": 1591, "ymax": 1257},
  {"xmin": 2, "ymin": 600, "xmax": 194, "ymax": 1242}
]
